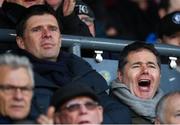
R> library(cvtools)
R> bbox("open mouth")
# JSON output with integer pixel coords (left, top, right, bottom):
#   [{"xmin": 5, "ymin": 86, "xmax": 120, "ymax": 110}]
[
  {"xmin": 138, "ymin": 79, "xmax": 151, "ymax": 91},
  {"xmin": 78, "ymin": 121, "xmax": 90, "ymax": 124},
  {"xmin": 25, "ymin": 0, "xmax": 36, "ymax": 2}
]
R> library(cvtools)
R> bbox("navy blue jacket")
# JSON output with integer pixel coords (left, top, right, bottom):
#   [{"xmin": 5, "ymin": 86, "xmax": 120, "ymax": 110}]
[
  {"xmin": 12, "ymin": 49, "xmax": 131, "ymax": 124},
  {"xmin": 0, "ymin": 116, "xmax": 12, "ymax": 124}
]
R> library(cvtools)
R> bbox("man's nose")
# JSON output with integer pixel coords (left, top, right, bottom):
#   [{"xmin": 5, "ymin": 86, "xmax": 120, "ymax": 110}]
[
  {"xmin": 42, "ymin": 28, "xmax": 51, "ymax": 37},
  {"xmin": 141, "ymin": 65, "xmax": 149, "ymax": 74},
  {"xmin": 13, "ymin": 89, "xmax": 23, "ymax": 100},
  {"xmin": 79, "ymin": 105, "xmax": 88, "ymax": 114}
]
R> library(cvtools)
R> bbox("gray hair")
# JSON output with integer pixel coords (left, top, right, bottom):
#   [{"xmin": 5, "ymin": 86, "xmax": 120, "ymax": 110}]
[
  {"xmin": 0, "ymin": 54, "xmax": 34, "ymax": 86},
  {"xmin": 156, "ymin": 91, "xmax": 180, "ymax": 123}
]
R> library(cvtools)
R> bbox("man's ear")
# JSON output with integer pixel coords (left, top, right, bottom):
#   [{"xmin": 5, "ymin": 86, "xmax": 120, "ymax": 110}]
[
  {"xmin": 16, "ymin": 36, "xmax": 25, "ymax": 49},
  {"xmin": 97, "ymin": 106, "xmax": 103, "ymax": 124},
  {"xmin": 117, "ymin": 70, "xmax": 123, "ymax": 82}
]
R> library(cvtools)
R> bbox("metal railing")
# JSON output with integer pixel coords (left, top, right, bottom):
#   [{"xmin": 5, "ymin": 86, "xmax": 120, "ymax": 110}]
[{"xmin": 0, "ymin": 29, "xmax": 180, "ymax": 57}]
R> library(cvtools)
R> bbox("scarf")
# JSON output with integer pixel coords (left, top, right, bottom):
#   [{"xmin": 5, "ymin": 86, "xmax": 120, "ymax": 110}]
[
  {"xmin": 111, "ymin": 79, "xmax": 164, "ymax": 122},
  {"xmin": 15, "ymin": 49, "xmax": 73, "ymax": 86}
]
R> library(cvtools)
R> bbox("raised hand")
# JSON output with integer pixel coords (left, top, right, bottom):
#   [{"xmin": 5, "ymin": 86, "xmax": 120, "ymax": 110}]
[
  {"xmin": 63, "ymin": 0, "xmax": 76, "ymax": 16},
  {"xmin": 37, "ymin": 106, "xmax": 55, "ymax": 124}
]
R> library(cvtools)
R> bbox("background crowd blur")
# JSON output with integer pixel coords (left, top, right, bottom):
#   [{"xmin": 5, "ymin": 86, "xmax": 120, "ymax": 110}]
[{"xmin": 0, "ymin": 0, "xmax": 179, "ymax": 124}]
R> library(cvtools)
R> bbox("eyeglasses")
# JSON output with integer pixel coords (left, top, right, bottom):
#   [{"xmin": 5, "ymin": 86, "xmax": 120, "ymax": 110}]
[
  {"xmin": 61, "ymin": 101, "xmax": 99, "ymax": 112},
  {"xmin": 0, "ymin": 85, "xmax": 33, "ymax": 95}
]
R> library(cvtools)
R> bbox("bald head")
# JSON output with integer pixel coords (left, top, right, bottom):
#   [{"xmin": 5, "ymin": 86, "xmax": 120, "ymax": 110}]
[{"xmin": 155, "ymin": 91, "xmax": 180, "ymax": 124}]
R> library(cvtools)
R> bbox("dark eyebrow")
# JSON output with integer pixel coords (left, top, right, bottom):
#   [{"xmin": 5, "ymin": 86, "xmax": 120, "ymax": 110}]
[
  {"xmin": 45, "ymin": 23, "xmax": 58, "ymax": 28},
  {"xmin": 31, "ymin": 25, "xmax": 42, "ymax": 30},
  {"xmin": 131, "ymin": 62, "xmax": 142, "ymax": 65},
  {"xmin": 175, "ymin": 110, "xmax": 180, "ymax": 113},
  {"xmin": 131, "ymin": 61, "xmax": 157, "ymax": 66},
  {"xmin": 174, "ymin": 110, "xmax": 180, "ymax": 115},
  {"xmin": 147, "ymin": 61, "xmax": 157, "ymax": 65}
]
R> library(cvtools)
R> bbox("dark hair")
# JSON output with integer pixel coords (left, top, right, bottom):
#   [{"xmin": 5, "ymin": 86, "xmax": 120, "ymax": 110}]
[
  {"xmin": 118, "ymin": 42, "xmax": 161, "ymax": 72},
  {"xmin": 158, "ymin": 0, "xmax": 170, "ymax": 12},
  {"xmin": 51, "ymin": 82, "xmax": 100, "ymax": 112},
  {"xmin": 16, "ymin": 5, "xmax": 59, "ymax": 37}
]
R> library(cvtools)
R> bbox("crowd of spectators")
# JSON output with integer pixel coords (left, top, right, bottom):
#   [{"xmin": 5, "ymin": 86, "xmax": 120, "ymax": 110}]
[
  {"xmin": 0, "ymin": 0, "xmax": 179, "ymax": 124},
  {"xmin": 86, "ymin": 0, "xmax": 180, "ymax": 42},
  {"xmin": 0, "ymin": 0, "xmax": 180, "ymax": 43}
]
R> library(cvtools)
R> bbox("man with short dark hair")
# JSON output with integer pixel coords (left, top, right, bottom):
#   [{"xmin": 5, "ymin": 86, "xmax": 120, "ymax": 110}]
[
  {"xmin": 110, "ymin": 42, "xmax": 164, "ymax": 124},
  {"xmin": 13, "ymin": 5, "xmax": 131, "ymax": 124}
]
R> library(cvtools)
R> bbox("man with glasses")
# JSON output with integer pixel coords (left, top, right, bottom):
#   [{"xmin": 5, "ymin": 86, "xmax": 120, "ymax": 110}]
[
  {"xmin": 37, "ymin": 83, "xmax": 103, "ymax": 124},
  {"xmin": 0, "ymin": 54, "xmax": 34, "ymax": 123}
]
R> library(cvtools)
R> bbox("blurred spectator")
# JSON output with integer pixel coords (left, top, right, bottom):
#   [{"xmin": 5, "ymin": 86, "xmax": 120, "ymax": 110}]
[
  {"xmin": 74, "ymin": 0, "xmax": 96, "ymax": 57},
  {"xmin": 158, "ymin": 0, "xmax": 180, "ymax": 18},
  {"xmin": 0, "ymin": 0, "xmax": 92, "ymax": 37},
  {"xmin": 157, "ymin": 11, "xmax": 180, "ymax": 46},
  {"xmin": 84, "ymin": 0, "xmax": 107, "ymax": 38},
  {"xmin": 75, "ymin": 0, "xmax": 95, "ymax": 37},
  {"xmin": 13, "ymin": 5, "xmax": 131, "ymax": 123},
  {"xmin": 37, "ymin": 83, "xmax": 103, "ymax": 124},
  {"xmin": 155, "ymin": 91, "xmax": 180, "ymax": 124},
  {"xmin": 45, "ymin": 0, "xmax": 92, "ymax": 36},
  {"xmin": 45, "ymin": 0, "xmax": 62, "ymax": 10},
  {"xmin": 103, "ymin": 0, "xmax": 159, "ymax": 41},
  {"xmin": 6, "ymin": 0, "xmax": 44, "ymax": 8},
  {"xmin": 0, "ymin": 0, "xmax": 4, "ymax": 7},
  {"xmin": 110, "ymin": 42, "xmax": 164, "ymax": 124},
  {"xmin": 0, "ymin": 54, "xmax": 34, "ymax": 123},
  {"xmin": 157, "ymin": 11, "xmax": 180, "ymax": 73},
  {"xmin": 0, "ymin": 0, "xmax": 44, "ymax": 29},
  {"xmin": 148, "ymin": 0, "xmax": 180, "ymax": 44}
]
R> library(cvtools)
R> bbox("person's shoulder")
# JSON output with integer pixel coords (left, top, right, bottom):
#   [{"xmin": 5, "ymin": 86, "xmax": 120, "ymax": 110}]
[
  {"xmin": 131, "ymin": 111, "xmax": 152, "ymax": 124},
  {"xmin": 0, "ymin": 6, "xmax": 13, "ymax": 28},
  {"xmin": 60, "ymin": 51, "xmax": 85, "ymax": 62}
]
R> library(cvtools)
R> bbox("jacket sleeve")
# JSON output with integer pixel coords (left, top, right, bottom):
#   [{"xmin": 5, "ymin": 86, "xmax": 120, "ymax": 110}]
[
  {"xmin": 67, "ymin": 53, "xmax": 108, "ymax": 93},
  {"xmin": 99, "ymin": 92, "xmax": 132, "ymax": 124},
  {"xmin": 62, "ymin": 11, "xmax": 92, "ymax": 37},
  {"xmin": 67, "ymin": 54, "xmax": 132, "ymax": 123}
]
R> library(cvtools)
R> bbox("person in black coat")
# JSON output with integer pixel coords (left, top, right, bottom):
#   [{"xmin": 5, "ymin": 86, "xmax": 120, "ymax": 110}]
[
  {"xmin": 0, "ymin": 0, "xmax": 44, "ymax": 29},
  {"xmin": 45, "ymin": 0, "xmax": 92, "ymax": 36},
  {"xmin": 12, "ymin": 5, "xmax": 131, "ymax": 124},
  {"xmin": 0, "ymin": 0, "xmax": 91, "ymax": 36}
]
